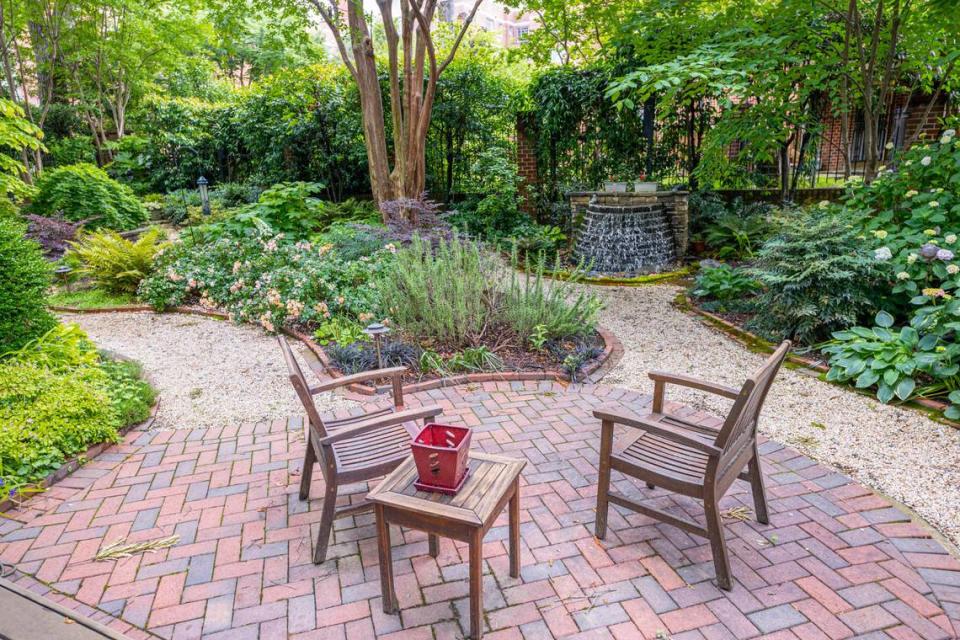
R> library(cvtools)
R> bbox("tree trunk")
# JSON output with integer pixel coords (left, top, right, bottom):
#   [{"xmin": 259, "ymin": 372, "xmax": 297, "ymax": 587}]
[{"xmin": 314, "ymin": 0, "xmax": 484, "ymax": 221}]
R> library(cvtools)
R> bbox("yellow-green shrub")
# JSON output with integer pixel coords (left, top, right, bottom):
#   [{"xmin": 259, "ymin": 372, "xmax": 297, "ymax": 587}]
[
  {"xmin": 68, "ymin": 228, "xmax": 166, "ymax": 294},
  {"xmin": 0, "ymin": 324, "xmax": 155, "ymax": 489}
]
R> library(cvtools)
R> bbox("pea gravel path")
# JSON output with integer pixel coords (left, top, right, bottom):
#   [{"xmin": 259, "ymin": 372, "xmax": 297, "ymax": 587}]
[
  {"xmin": 588, "ymin": 283, "xmax": 960, "ymax": 550},
  {"xmin": 60, "ymin": 311, "xmax": 356, "ymax": 432},
  {"xmin": 62, "ymin": 286, "xmax": 960, "ymax": 550}
]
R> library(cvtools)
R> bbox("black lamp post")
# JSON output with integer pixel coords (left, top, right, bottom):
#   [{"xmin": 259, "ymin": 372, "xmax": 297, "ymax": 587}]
[
  {"xmin": 197, "ymin": 176, "xmax": 211, "ymax": 216},
  {"xmin": 54, "ymin": 265, "xmax": 73, "ymax": 292},
  {"xmin": 363, "ymin": 322, "xmax": 391, "ymax": 369}
]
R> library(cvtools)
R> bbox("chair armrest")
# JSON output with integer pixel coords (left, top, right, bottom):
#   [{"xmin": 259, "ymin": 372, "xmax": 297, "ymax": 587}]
[
  {"xmin": 319, "ymin": 405, "xmax": 443, "ymax": 446},
  {"xmin": 308, "ymin": 367, "xmax": 407, "ymax": 394},
  {"xmin": 648, "ymin": 371, "xmax": 740, "ymax": 400},
  {"xmin": 593, "ymin": 409, "xmax": 722, "ymax": 456}
]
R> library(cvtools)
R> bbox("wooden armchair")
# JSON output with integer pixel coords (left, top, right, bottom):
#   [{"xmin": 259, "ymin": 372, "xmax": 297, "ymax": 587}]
[
  {"xmin": 278, "ymin": 336, "xmax": 443, "ymax": 563},
  {"xmin": 594, "ymin": 341, "xmax": 791, "ymax": 590}
]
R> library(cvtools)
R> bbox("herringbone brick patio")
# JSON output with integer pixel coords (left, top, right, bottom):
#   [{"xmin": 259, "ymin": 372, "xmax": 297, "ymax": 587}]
[{"xmin": 2, "ymin": 381, "xmax": 959, "ymax": 639}]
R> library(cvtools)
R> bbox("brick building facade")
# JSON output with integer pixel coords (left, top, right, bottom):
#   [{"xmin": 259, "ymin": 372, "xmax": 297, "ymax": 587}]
[{"xmin": 818, "ymin": 94, "xmax": 953, "ymax": 174}]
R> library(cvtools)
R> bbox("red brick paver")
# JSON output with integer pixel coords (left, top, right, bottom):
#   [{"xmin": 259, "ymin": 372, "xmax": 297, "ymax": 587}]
[{"xmin": 1, "ymin": 381, "xmax": 959, "ymax": 639}]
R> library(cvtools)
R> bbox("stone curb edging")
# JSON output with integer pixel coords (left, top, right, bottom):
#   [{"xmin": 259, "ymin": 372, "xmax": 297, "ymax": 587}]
[
  {"xmin": 674, "ymin": 291, "xmax": 960, "ymax": 428},
  {"xmin": 0, "ymin": 388, "xmax": 160, "ymax": 516},
  {"xmin": 51, "ymin": 304, "xmax": 624, "ymax": 396}
]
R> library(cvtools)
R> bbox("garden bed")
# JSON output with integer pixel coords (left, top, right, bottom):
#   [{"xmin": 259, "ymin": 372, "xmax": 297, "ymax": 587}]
[
  {"xmin": 0, "ymin": 345, "xmax": 158, "ymax": 516},
  {"xmin": 678, "ymin": 289, "xmax": 960, "ymax": 428},
  {"xmin": 50, "ymin": 303, "xmax": 623, "ymax": 394}
]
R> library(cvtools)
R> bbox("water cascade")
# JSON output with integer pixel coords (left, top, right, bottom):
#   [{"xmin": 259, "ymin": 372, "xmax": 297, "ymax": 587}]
[{"xmin": 573, "ymin": 194, "xmax": 677, "ymax": 274}]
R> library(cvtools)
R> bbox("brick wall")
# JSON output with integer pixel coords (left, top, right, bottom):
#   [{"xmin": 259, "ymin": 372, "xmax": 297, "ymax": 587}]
[
  {"xmin": 516, "ymin": 114, "xmax": 538, "ymax": 214},
  {"xmin": 820, "ymin": 96, "xmax": 952, "ymax": 173}
]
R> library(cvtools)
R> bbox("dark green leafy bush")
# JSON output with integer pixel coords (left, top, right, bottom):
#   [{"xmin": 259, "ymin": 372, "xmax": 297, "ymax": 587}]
[
  {"xmin": 0, "ymin": 217, "xmax": 56, "ymax": 352},
  {"xmin": 746, "ymin": 214, "xmax": 886, "ymax": 344},
  {"xmin": 692, "ymin": 264, "xmax": 760, "ymax": 310},
  {"xmin": 30, "ymin": 163, "xmax": 148, "ymax": 230},
  {"xmin": 47, "ymin": 135, "xmax": 96, "ymax": 167}
]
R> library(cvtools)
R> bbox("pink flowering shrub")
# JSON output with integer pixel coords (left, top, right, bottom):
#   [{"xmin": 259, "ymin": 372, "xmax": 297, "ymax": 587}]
[{"xmin": 139, "ymin": 231, "xmax": 393, "ymax": 332}]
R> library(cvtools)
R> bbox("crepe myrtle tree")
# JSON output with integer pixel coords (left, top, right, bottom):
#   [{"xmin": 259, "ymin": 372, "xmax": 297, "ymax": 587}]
[{"xmin": 307, "ymin": 0, "xmax": 484, "ymax": 221}]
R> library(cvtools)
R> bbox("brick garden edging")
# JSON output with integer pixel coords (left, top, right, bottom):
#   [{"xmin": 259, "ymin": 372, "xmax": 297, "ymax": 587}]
[
  {"xmin": 674, "ymin": 291, "xmax": 960, "ymax": 428},
  {"xmin": 51, "ymin": 304, "xmax": 624, "ymax": 396}
]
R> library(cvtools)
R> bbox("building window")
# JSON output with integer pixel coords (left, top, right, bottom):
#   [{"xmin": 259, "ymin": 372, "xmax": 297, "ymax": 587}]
[{"xmin": 517, "ymin": 26, "xmax": 529, "ymax": 41}]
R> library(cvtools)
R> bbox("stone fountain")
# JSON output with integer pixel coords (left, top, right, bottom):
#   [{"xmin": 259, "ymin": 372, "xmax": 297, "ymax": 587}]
[{"xmin": 571, "ymin": 191, "xmax": 686, "ymax": 274}]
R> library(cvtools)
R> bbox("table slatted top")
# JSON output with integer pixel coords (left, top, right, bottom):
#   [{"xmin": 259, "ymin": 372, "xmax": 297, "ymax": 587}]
[{"xmin": 368, "ymin": 452, "xmax": 525, "ymax": 527}]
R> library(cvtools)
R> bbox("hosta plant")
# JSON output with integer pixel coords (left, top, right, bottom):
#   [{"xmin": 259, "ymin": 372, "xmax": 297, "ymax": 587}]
[
  {"xmin": 821, "ymin": 310, "xmax": 960, "ymax": 406},
  {"xmin": 692, "ymin": 264, "xmax": 760, "ymax": 301}
]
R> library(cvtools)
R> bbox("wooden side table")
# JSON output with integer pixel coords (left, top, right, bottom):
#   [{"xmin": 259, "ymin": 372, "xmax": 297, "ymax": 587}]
[{"xmin": 368, "ymin": 451, "xmax": 526, "ymax": 639}]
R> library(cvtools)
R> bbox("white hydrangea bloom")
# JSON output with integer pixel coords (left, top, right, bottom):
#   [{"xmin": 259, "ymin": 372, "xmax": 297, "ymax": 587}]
[
  {"xmin": 920, "ymin": 156, "xmax": 932, "ymax": 166},
  {"xmin": 874, "ymin": 247, "xmax": 892, "ymax": 261}
]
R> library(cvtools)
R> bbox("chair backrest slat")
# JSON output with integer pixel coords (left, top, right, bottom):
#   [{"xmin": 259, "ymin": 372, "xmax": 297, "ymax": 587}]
[
  {"xmin": 277, "ymin": 336, "xmax": 329, "ymax": 438},
  {"xmin": 714, "ymin": 341, "xmax": 791, "ymax": 465}
]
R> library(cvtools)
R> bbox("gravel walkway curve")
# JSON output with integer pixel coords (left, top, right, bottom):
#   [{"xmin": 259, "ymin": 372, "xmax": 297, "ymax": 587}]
[
  {"xmin": 587, "ymin": 283, "xmax": 960, "ymax": 549},
  {"xmin": 61, "ymin": 311, "xmax": 356, "ymax": 432}
]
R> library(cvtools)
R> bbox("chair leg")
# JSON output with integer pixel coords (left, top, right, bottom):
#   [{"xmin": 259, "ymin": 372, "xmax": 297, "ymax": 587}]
[
  {"xmin": 646, "ymin": 482, "xmax": 655, "ymax": 490},
  {"xmin": 299, "ymin": 442, "xmax": 316, "ymax": 501},
  {"xmin": 313, "ymin": 481, "xmax": 338, "ymax": 564},
  {"xmin": 704, "ymin": 493, "xmax": 732, "ymax": 591},
  {"xmin": 595, "ymin": 421, "xmax": 614, "ymax": 539},
  {"xmin": 748, "ymin": 446, "xmax": 770, "ymax": 525}
]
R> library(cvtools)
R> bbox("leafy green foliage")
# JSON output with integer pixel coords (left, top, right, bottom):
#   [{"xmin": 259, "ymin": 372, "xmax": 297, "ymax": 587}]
[
  {"xmin": 0, "ymin": 99, "xmax": 44, "ymax": 213},
  {"xmin": 704, "ymin": 213, "xmax": 771, "ymax": 259},
  {"xmin": 199, "ymin": 183, "xmax": 377, "ymax": 239},
  {"xmin": 31, "ymin": 163, "xmax": 148, "ymax": 230},
  {"xmin": 0, "ymin": 324, "xmax": 154, "ymax": 488},
  {"xmin": 692, "ymin": 264, "xmax": 759, "ymax": 301},
  {"xmin": 47, "ymin": 136, "xmax": 96, "ymax": 166},
  {"xmin": 68, "ymin": 229, "xmax": 166, "ymax": 294},
  {"xmin": 746, "ymin": 214, "xmax": 886, "ymax": 345},
  {"xmin": 822, "ymin": 311, "xmax": 960, "ymax": 406},
  {"xmin": 100, "ymin": 359, "xmax": 156, "ymax": 425},
  {"xmin": 528, "ymin": 66, "xmax": 650, "ymax": 199},
  {"xmin": 0, "ymin": 217, "xmax": 57, "ymax": 352},
  {"xmin": 313, "ymin": 318, "xmax": 369, "ymax": 346},
  {"xmin": 450, "ymin": 147, "xmax": 526, "ymax": 235}
]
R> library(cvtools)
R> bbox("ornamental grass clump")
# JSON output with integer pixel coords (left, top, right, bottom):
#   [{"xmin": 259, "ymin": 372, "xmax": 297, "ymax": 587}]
[
  {"xmin": 378, "ymin": 234, "xmax": 496, "ymax": 347},
  {"xmin": 501, "ymin": 251, "xmax": 601, "ymax": 340}
]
